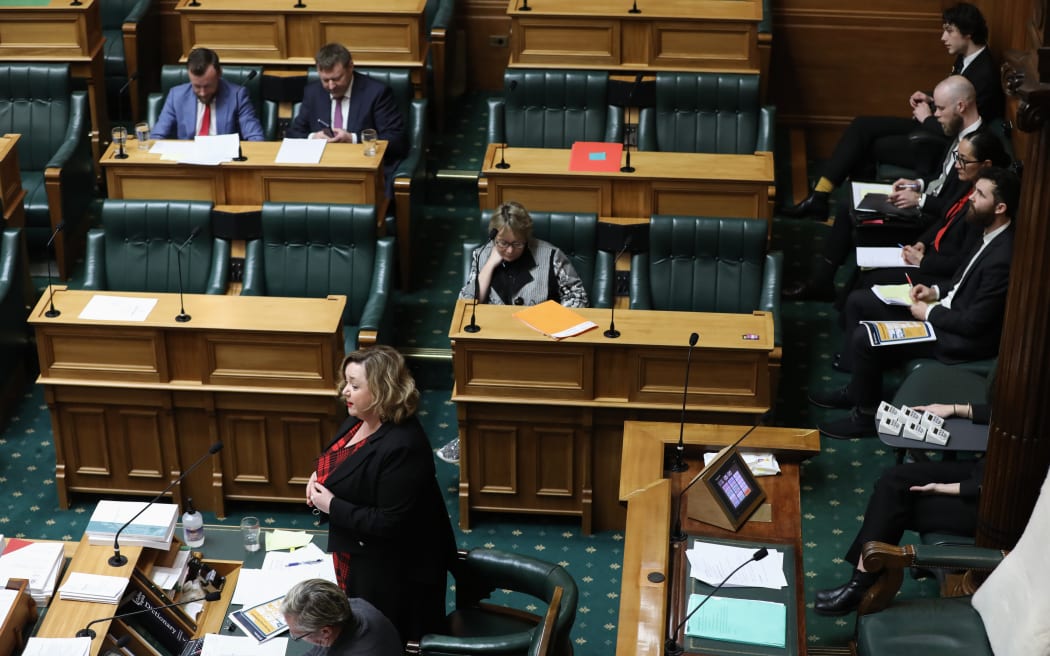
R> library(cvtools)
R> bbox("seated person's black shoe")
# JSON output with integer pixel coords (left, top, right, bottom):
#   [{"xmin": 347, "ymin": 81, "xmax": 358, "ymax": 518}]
[
  {"xmin": 783, "ymin": 278, "xmax": 835, "ymax": 302},
  {"xmin": 818, "ymin": 408, "xmax": 877, "ymax": 440},
  {"xmin": 808, "ymin": 386, "xmax": 851, "ymax": 409},
  {"xmin": 781, "ymin": 191, "xmax": 830, "ymax": 220},
  {"xmin": 814, "ymin": 577, "xmax": 874, "ymax": 616}
]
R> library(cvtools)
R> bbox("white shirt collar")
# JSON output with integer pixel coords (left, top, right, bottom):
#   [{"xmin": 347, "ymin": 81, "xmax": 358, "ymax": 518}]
[{"xmin": 960, "ymin": 46, "xmax": 986, "ymax": 73}]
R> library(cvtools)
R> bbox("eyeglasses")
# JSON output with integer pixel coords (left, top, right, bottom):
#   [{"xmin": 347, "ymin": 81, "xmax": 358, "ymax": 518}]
[
  {"xmin": 495, "ymin": 239, "xmax": 527, "ymax": 250},
  {"xmin": 290, "ymin": 629, "xmax": 316, "ymax": 642},
  {"xmin": 952, "ymin": 150, "xmax": 978, "ymax": 166}
]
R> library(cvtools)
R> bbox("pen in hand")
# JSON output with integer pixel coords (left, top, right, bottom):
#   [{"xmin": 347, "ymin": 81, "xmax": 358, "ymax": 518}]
[{"xmin": 905, "ymin": 273, "xmax": 914, "ymax": 287}]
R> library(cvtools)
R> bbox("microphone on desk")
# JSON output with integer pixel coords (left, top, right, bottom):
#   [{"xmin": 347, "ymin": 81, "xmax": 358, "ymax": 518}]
[
  {"xmin": 664, "ymin": 548, "xmax": 769, "ymax": 656},
  {"xmin": 669, "ymin": 332, "xmax": 700, "ymax": 472},
  {"xmin": 670, "ymin": 420, "xmax": 764, "ymax": 542},
  {"xmin": 464, "ymin": 228, "xmax": 499, "ymax": 333},
  {"xmin": 495, "ymin": 81, "xmax": 518, "ymax": 170},
  {"xmin": 620, "ymin": 73, "xmax": 643, "ymax": 173},
  {"xmin": 116, "ymin": 71, "xmax": 139, "ymax": 126},
  {"xmin": 520, "ymin": 0, "xmax": 532, "ymax": 10},
  {"xmin": 108, "ymin": 440, "xmax": 223, "ymax": 568},
  {"xmin": 76, "ymin": 590, "xmax": 222, "ymax": 639},
  {"xmin": 603, "ymin": 236, "xmax": 632, "ymax": 338},
  {"xmin": 174, "ymin": 226, "xmax": 202, "ymax": 323},
  {"xmin": 43, "ymin": 222, "xmax": 66, "ymax": 318},
  {"xmin": 628, "ymin": 0, "xmax": 641, "ymax": 13}
]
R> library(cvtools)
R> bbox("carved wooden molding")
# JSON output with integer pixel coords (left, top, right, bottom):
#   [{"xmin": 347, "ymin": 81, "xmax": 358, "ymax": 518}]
[{"xmin": 1003, "ymin": 47, "xmax": 1050, "ymax": 132}]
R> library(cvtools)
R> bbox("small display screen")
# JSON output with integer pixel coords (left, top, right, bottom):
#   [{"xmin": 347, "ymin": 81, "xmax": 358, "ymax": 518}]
[{"xmin": 708, "ymin": 455, "xmax": 763, "ymax": 519}]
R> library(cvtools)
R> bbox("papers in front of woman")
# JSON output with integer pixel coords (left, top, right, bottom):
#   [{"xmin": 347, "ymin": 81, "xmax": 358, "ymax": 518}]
[
  {"xmin": 860, "ymin": 320, "xmax": 937, "ymax": 347},
  {"xmin": 231, "ymin": 543, "xmax": 335, "ymax": 607}
]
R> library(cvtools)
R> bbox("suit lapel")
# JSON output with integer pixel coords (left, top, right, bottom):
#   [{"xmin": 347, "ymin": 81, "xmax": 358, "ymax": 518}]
[
  {"xmin": 347, "ymin": 74, "xmax": 366, "ymax": 134},
  {"xmin": 322, "ymin": 421, "xmax": 393, "ymax": 488}
]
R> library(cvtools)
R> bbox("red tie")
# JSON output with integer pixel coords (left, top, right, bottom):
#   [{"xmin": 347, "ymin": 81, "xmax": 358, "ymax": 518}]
[
  {"xmin": 198, "ymin": 104, "xmax": 211, "ymax": 137},
  {"xmin": 333, "ymin": 97, "xmax": 344, "ymax": 131},
  {"xmin": 933, "ymin": 191, "xmax": 972, "ymax": 251}
]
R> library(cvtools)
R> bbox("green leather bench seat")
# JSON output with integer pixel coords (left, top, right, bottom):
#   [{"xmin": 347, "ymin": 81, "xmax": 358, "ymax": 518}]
[{"xmin": 856, "ymin": 596, "xmax": 992, "ymax": 656}]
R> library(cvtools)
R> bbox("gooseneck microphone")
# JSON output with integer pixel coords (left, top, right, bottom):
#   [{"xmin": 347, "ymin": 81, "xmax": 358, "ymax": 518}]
[
  {"xmin": 670, "ymin": 421, "xmax": 763, "ymax": 542},
  {"xmin": 116, "ymin": 71, "xmax": 139, "ymax": 125},
  {"xmin": 665, "ymin": 549, "xmax": 769, "ymax": 656},
  {"xmin": 109, "ymin": 441, "xmax": 223, "ymax": 567},
  {"xmin": 44, "ymin": 222, "xmax": 66, "ymax": 318},
  {"xmin": 495, "ymin": 81, "xmax": 518, "ymax": 170},
  {"xmin": 76, "ymin": 591, "xmax": 221, "ymax": 638},
  {"xmin": 621, "ymin": 73, "xmax": 643, "ymax": 174},
  {"xmin": 670, "ymin": 332, "xmax": 699, "ymax": 472},
  {"xmin": 174, "ymin": 226, "xmax": 202, "ymax": 323},
  {"xmin": 603, "ymin": 236, "xmax": 632, "ymax": 338},
  {"xmin": 464, "ymin": 228, "xmax": 499, "ymax": 334}
]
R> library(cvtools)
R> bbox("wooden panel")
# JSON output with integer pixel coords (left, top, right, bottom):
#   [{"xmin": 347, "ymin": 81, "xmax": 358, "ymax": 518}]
[
  {"xmin": 259, "ymin": 176, "xmax": 372, "ymax": 204},
  {"xmin": 651, "ymin": 22, "xmax": 755, "ymax": 69},
  {"xmin": 514, "ymin": 20, "xmax": 619, "ymax": 66},
  {"xmin": 42, "ymin": 327, "xmax": 166, "ymax": 383},
  {"xmin": 633, "ymin": 350, "xmax": 766, "ymax": 407},
  {"xmin": 182, "ymin": 16, "xmax": 286, "ymax": 60},
  {"xmin": 206, "ymin": 335, "xmax": 332, "ymax": 388},
  {"xmin": 489, "ymin": 180, "xmax": 607, "ymax": 215},
  {"xmin": 118, "ymin": 409, "xmax": 167, "ymax": 480},
  {"xmin": 223, "ymin": 414, "xmax": 272, "ymax": 485},
  {"xmin": 475, "ymin": 424, "xmax": 518, "ymax": 495},
  {"xmin": 62, "ymin": 406, "xmax": 110, "ymax": 478},
  {"xmin": 651, "ymin": 183, "xmax": 767, "ymax": 218},
  {"xmin": 0, "ymin": 15, "xmax": 91, "ymax": 59},
  {"xmin": 109, "ymin": 170, "xmax": 224, "ymax": 203},
  {"xmin": 459, "ymin": 345, "xmax": 592, "ymax": 399},
  {"xmin": 276, "ymin": 417, "xmax": 329, "ymax": 488},
  {"xmin": 535, "ymin": 426, "xmax": 576, "ymax": 497},
  {"xmin": 320, "ymin": 18, "xmax": 422, "ymax": 61}
]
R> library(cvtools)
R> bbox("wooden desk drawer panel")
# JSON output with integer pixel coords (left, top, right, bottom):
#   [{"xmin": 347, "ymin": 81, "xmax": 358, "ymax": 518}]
[
  {"xmin": 651, "ymin": 182, "xmax": 766, "ymax": 219},
  {"xmin": 40, "ymin": 327, "xmax": 166, "ymax": 383},
  {"xmin": 0, "ymin": 17, "xmax": 88, "ymax": 57},
  {"xmin": 205, "ymin": 335, "xmax": 333, "ymax": 389},
  {"xmin": 183, "ymin": 16, "xmax": 286, "ymax": 60},
  {"xmin": 631, "ymin": 349, "xmax": 767, "ymax": 408},
  {"xmin": 652, "ymin": 22, "xmax": 755, "ymax": 70},
  {"xmin": 512, "ymin": 19, "xmax": 618, "ymax": 66},
  {"xmin": 459, "ymin": 346, "xmax": 593, "ymax": 400},
  {"xmin": 319, "ymin": 18, "xmax": 423, "ymax": 61},
  {"xmin": 109, "ymin": 170, "xmax": 224, "ymax": 203}
]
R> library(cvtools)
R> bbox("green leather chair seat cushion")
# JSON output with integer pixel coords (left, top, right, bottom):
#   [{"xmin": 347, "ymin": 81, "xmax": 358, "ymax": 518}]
[
  {"xmin": 856, "ymin": 596, "xmax": 992, "ymax": 656},
  {"xmin": 892, "ymin": 361, "xmax": 990, "ymax": 407},
  {"xmin": 904, "ymin": 357, "xmax": 997, "ymax": 380}
]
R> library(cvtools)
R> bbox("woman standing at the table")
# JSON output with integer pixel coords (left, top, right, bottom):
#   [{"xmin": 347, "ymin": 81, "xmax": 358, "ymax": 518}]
[{"xmin": 305, "ymin": 345, "xmax": 455, "ymax": 643}]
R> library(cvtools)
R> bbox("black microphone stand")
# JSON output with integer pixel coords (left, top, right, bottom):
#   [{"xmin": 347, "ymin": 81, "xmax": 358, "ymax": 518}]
[
  {"xmin": 465, "ymin": 229, "xmax": 498, "ymax": 333},
  {"xmin": 44, "ymin": 222, "xmax": 66, "ymax": 318},
  {"xmin": 665, "ymin": 549, "xmax": 769, "ymax": 655},
  {"xmin": 628, "ymin": 0, "xmax": 640, "ymax": 13},
  {"xmin": 174, "ymin": 227, "xmax": 201, "ymax": 323},
  {"xmin": 77, "ymin": 591, "xmax": 222, "ymax": 638},
  {"xmin": 670, "ymin": 332, "xmax": 699, "ymax": 472},
  {"xmin": 520, "ymin": 0, "xmax": 531, "ymax": 9},
  {"xmin": 495, "ymin": 142, "xmax": 510, "ymax": 169},
  {"xmin": 109, "ymin": 441, "xmax": 223, "ymax": 567},
  {"xmin": 621, "ymin": 73, "xmax": 642, "ymax": 173},
  {"xmin": 603, "ymin": 237, "xmax": 632, "ymax": 338}
]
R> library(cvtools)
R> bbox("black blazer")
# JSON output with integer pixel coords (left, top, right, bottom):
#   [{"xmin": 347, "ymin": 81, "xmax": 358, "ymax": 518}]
[
  {"xmin": 916, "ymin": 180, "xmax": 982, "ymax": 281},
  {"xmin": 959, "ymin": 49, "xmax": 1005, "ymax": 122},
  {"xmin": 319, "ymin": 415, "xmax": 455, "ymax": 586},
  {"xmin": 930, "ymin": 225, "xmax": 1014, "ymax": 361}
]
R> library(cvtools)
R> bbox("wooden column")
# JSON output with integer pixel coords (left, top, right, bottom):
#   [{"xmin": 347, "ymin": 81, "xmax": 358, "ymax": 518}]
[{"xmin": 977, "ymin": 7, "xmax": 1050, "ymax": 549}]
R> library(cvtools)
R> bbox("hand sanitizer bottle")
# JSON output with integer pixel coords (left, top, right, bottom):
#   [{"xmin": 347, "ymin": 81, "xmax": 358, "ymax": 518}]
[{"xmin": 182, "ymin": 498, "xmax": 205, "ymax": 548}]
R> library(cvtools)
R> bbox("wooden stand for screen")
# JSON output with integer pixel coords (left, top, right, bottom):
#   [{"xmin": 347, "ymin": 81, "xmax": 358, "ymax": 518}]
[{"xmin": 686, "ymin": 446, "xmax": 766, "ymax": 532}]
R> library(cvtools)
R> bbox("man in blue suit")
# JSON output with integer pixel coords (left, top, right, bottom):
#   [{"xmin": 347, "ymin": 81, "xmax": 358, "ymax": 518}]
[
  {"xmin": 286, "ymin": 43, "xmax": 407, "ymax": 197},
  {"xmin": 152, "ymin": 48, "xmax": 264, "ymax": 142}
]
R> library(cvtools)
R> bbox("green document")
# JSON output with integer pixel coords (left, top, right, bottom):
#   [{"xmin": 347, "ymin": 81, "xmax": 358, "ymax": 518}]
[{"xmin": 685, "ymin": 594, "xmax": 787, "ymax": 648}]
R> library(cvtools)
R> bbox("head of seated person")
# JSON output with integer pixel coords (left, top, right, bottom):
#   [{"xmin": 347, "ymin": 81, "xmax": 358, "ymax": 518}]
[{"xmin": 280, "ymin": 578, "xmax": 403, "ymax": 655}]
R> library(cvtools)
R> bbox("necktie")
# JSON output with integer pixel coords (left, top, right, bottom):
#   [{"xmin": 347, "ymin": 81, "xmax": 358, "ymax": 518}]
[
  {"xmin": 198, "ymin": 103, "xmax": 211, "ymax": 137},
  {"xmin": 933, "ymin": 192, "xmax": 972, "ymax": 251},
  {"xmin": 333, "ymin": 97, "xmax": 344, "ymax": 131}
]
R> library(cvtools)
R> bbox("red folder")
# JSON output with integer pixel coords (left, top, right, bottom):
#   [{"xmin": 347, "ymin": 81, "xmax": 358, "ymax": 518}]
[{"xmin": 569, "ymin": 142, "xmax": 624, "ymax": 172}]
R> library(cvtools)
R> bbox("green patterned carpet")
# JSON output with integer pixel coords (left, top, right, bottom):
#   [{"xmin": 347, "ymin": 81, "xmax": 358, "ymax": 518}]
[{"xmin": 0, "ymin": 92, "xmax": 942, "ymax": 654}]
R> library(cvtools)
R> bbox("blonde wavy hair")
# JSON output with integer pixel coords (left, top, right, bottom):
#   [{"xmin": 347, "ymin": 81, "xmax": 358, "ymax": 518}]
[{"xmin": 336, "ymin": 345, "xmax": 419, "ymax": 423}]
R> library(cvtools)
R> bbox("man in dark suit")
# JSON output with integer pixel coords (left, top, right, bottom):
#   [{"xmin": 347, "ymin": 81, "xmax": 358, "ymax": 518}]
[
  {"xmin": 783, "ymin": 3, "xmax": 1004, "ymax": 220},
  {"xmin": 286, "ymin": 42, "xmax": 407, "ymax": 198},
  {"xmin": 152, "ymin": 48, "xmax": 264, "ymax": 142},
  {"xmin": 809, "ymin": 167, "xmax": 1020, "ymax": 439}
]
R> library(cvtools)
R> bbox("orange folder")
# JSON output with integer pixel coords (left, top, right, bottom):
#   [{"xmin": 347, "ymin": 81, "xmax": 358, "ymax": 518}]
[{"xmin": 513, "ymin": 300, "xmax": 598, "ymax": 340}]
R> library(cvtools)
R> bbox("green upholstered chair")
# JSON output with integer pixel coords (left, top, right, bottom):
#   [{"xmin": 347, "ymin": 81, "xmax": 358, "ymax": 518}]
[
  {"xmin": 462, "ymin": 211, "xmax": 616, "ymax": 309},
  {"xmin": 240, "ymin": 202, "xmax": 394, "ymax": 352},
  {"xmin": 0, "ymin": 229, "xmax": 32, "ymax": 427},
  {"xmin": 101, "ymin": 0, "xmax": 157, "ymax": 122},
  {"xmin": 629, "ymin": 216, "xmax": 783, "ymax": 345},
  {"xmin": 147, "ymin": 65, "xmax": 276, "ymax": 140},
  {"xmin": 294, "ymin": 68, "xmax": 426, "ymax": 291},
  {"xmin": 487, "ymin": 69, "xmax": 625, "ymax": 148},
  {"xmin": 81, "ymin": 200, "xmax": 229, "ymax": 294},
  {"xmin": 636, "ymin": 73, "xmax": 774, "ymax": 154},
  {"xmin": 425, "ymin": 0, "xmax": 456, "ymax": 130},
  {"xmin": 406, "ymin": 548, "xmax": 578, "ymax": 656},
  {"xmin": 0, "ymin": 63, "xmax": 95, "ymax": 280}
]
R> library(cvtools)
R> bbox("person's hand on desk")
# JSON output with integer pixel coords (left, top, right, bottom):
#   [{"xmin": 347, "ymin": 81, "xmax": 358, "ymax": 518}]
[
  {"xmin": 309, "ymin": 128, "xmax": 355, "ymax": 144},
  {"xmin": 307, "ymin": 478, "xmax": 335, "ymax": 514},
  {"xmin": 901, "ymin": 242, "xmax": 924, "ymax": 265}
]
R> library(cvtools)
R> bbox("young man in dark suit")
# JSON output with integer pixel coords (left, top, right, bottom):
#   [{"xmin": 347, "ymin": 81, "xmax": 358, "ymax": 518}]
[
  {"xmin": 810, "ymin": 167, "xmax": 1020, "ymax": 439},
  {"xmin": 784, "ymin": 3, "xmax": 1004, "ymax": 220},
  {"xmin": 286, "ymin": 42, "xmax": 407, "ymax": 197}
]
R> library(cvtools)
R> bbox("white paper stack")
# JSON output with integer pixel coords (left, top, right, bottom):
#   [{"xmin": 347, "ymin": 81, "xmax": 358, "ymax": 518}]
[
  {"xmin": 686, "ymin": 541, "xmax": 788, "ymax": 589},
  {"xmin": 86, "ymin": 500, "xmax": 178, "ymax": 551},
  {"xmin": 0, "ymin": 539, "xmax": 65, "ymax": 606},
  {"xmin": 22, "ymin": 637, "xmax": 91, "ymax": 656},
  {"xmin": 58, "ymin": 572, "xmax": 129, "ymax": 604},
  {"xmin": 201, "ymin": 633, "xmax": 288, "ymax": 656}
]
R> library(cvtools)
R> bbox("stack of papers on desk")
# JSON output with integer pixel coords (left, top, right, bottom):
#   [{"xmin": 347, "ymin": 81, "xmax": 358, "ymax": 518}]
[
  {"xmin": 23, "ymin": 637, "xmax": 91, "ymax": 656},
  {"xmin": 0, "ymin": 538, "xmax": 64, "ymax": 606},
  {"xmin": 86, "ymin": 499, "xmax": 178, "ymax": 551},
  {"xmin": 58, "ymin": 572, "xmax": 129, "ymax": 604},
  {"xmin": 232, "ymin": 544, "xmax": 336, "ymax": 608},
  {"xmin": 150, "ymin": 134, "xmax": 240, "ymax": 165},
  {"xmin": 275, "ymin": 138, "xmax": 326, "ymax": 164},
  {"xmin": 684, "ymin": 595, "xmax": 786, "ymax": 647},
  {"xmin": 202, "ymin": 633, "xmax": 288, "ymax": 655},
  {"xmin": 686, "ymin": 541, "xmax": 787, "ymax": 589}
]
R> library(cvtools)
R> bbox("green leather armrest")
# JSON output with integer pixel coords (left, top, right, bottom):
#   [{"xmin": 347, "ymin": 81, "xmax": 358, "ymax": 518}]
[
  {"xmin": 205, "ymin": 238, "xmax": 231, "ymax": 294},
  {"xmin": 759, "ymin": 251, "xmax": 782, "ymax": 346},
  {"xmin": 46, "ymin": 91, "xmax": 90, "ymax": 170},
  {"xmin": 417, "ymin": 631, "xmax": 533, "ymax": 655},
  {"xmin": 487, "ymin": 98, "xmax": 505, "ymax": 145},
  {"xmin": 591, "ymin": 250, "xmax": 615, "ymax": 309},
  {"xmin": 146, "ymin": 92, "xmax": 162, "ymax": 128},
  {"xmin": 910, "ymin": 544, "xmax": 1005, "ymax": 571},
  {"xmin": 757, "ymin": 105, "xmax": 775, "ymax": 153},
  {"xmin": 80, "ymin": 229, "xmax": 107, "ymax": 290},
  {"xmin": 124, "ymin": 0, "xmax": 153, "ymax": 23},
  {"xmin": 461, "ymin": 240, "xmax": 481, "ymax": 285},
  {"xmin": 627, "ymin": 252, "xmax": 652, "ymax": 310},
  {"xmin": 357, "ymin": 237, "xmax": 395, "ymax": 337},
  {"xmin": 392, "ymin": 98, "xmax": 427, "ymax": 181},
  {"xmin": 604, "ymin": 105, "xmax": 625, "ymax": 145},
  {"xmin": 429, "ymin": 0, "xmax": 454, "ymax": 31},
  {"xmin": 240, "ymin": 238, "xmax": 263, "ymax": 296},
  {"xmin": 0, "ymin": 230, "xmax": 17, "ymax": 301}
]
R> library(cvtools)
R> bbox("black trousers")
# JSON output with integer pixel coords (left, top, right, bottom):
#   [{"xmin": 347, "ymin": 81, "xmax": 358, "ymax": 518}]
[
  {"xmin": 846, "ymin": 461, "xmax": 979, "ymax": 566},
  {"xmin": 821, "ymin": 116, "xmax": 918, "ymax": 186}
]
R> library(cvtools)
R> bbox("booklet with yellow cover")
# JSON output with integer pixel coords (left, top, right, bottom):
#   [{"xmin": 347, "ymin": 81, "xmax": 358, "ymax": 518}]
[
  {"xmin": 860, "ymin": 320, "xmax": 936, "ymax": 347},
  {"xmin": 513, "ymin": 300, "xmax": 598, "ymax": 340}
]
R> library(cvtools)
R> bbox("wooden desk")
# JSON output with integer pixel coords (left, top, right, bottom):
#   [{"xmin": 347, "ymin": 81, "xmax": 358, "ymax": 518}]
[
  {"xmin": 0, "ymin": 0, "xmax": 108, "ymax": 163},
  {"xmin": 101, "ymin": 140, "xmax": 388, "ymax": 229},
  {"xmin": 0, "ymin": 135, "xmax": 25, "ymax": 228},
  {"xmin": 448, "ymin": 299, "xmax": 776, "ymax": 533},
  {"xmin": 176, "ymin": 0, "xmax": 428, "ymax": 95},
  {"xmin": 617, "ymin": 421, "xmax": 820, "ymax": 656},
  {"xmin": 29, "ymin": 288, "xmax": 347, "ymax": 516},
  {"xmin": 507, "ymin": 0, "xmax": 761, "ymax": 73},
  {"xmin": 478, "ymin": 144, "xmax": 774, "ymax": 233}
]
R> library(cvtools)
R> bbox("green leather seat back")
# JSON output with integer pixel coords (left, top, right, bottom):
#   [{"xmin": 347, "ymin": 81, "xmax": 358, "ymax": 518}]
[
  {"xmin": 502, "ymin": 69, "xmax": 618, "ymax": 148},
  {"xmin": 89, "ymin": 200, "xmax": 222, "ymax": 293},
  {"xmin": 252, "ymin": 202, "xmax": 378, "ymax": 325},
  {"xmin": 100, "ymin": 0, "xmax": 144, "ymax": 76},
  {"xmin": 0, "ymin": 64, "xmax": 74, "ymax": 172},
  {"xmin": 856, "ymin": 596, "xmax": 992, "ymax": 656},
  {"xmin": 642, "ymin": 73, "xmax": 763, "ymax": 154},
  {"xmin": 632, "ymin": 216, "xmax": 768, "ymax": 313}
]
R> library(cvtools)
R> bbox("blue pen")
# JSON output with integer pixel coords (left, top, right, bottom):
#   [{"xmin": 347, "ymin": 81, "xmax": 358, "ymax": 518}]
[{"xmin": 286, "ymin": 558, "xmax": 324, "ymax": 567}]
